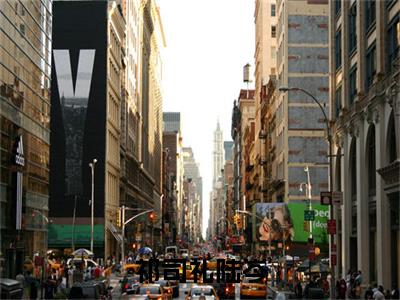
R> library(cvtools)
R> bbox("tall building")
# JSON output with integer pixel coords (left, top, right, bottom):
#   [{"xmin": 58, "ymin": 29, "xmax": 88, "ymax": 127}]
[
  {"xmin": 223, "ymin": 141, "xmax": 234, "ymax": 162},
  {"xmin": 49, "ymin": 0, "xmax": 125, "ymax": 258},
  {"xmin": 163, "ymin": 112, "xmax": 181, "ymax": 133},
  {"xmin": 268, "ymin": 0, "xmax": 330, "ymax": 203},
  {"xmin": 182, "ymin": 147, "xmax": 203, "ymax": 244},
  {"xmin": 0, "ymin": 0, "xmax": 52, "ymax": 278},
  {"xmin": 212, "ymin": 121, "xmax": 225, "ymax": 187},
  {"xmin": 208, "ymin": 121, "xmax": 226, "ymax": 240},
  {"xmin": 137, "ymin": 0, "xmax": 165, "ymax": 249},
  {"xmin": 329, "ymin": 0, "xmax": 399, "ymax": 287},
  {"xmin": 253, "ymin": 0, "xmax": 277, "ymax": 205},
  {"xmin": 163, "ymin": 112, "xmax": 184, "ymax": 243},
  {"xmin": 182, "ymin": 147, "xmax": 203, "ymax": 204}
]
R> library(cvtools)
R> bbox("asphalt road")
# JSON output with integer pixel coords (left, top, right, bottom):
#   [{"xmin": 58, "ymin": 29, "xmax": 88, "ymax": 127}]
[{"xmin": 109, "ymin": 275, "xmax": 244, "ymax": 300}]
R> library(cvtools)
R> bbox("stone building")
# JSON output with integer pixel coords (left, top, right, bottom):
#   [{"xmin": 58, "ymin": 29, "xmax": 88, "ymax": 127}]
[{"xmin": 329, "ymin": 0, "xmax": 399, "ymax": 287}]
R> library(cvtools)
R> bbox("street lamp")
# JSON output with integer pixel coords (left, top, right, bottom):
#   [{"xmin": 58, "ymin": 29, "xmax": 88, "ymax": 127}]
[
  {"xmin": 300, "ymin": 165, "xmax": 313, "ymax": 239},
  {"xmin": 89, "ymin": 158, "xmax": 97, "ymax": 253},
  {"xmin": 279, "ymin": 86, "xmax": 335, "ymax": 298}
]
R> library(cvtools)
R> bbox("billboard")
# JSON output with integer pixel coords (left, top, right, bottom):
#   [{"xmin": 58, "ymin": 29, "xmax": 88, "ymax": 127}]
[
  {"xmin": 254, "ymin": 202, "xmax": 329, "ymax": 244},
  {"xmin": 50, "ymin": 1, "xmax": 107, "ymax": 219}
]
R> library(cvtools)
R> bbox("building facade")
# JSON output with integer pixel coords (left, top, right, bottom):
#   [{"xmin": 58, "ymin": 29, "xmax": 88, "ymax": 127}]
[
  {"xmin": 0, "ymin": 0, "xmax": 52, "ymax": 277},
  {"xmin": 329, "ymin": 0, "xmax": 399, "ymax": 287},
  {"xmin": 163, "ymin": 112, "xmax": 184, "ymax": 244}
]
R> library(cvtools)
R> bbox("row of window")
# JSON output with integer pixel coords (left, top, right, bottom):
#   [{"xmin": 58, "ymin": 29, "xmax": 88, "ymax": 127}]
[{"xmin": 334, "ymin": 11, "xmax": 398, "ymax": 116}]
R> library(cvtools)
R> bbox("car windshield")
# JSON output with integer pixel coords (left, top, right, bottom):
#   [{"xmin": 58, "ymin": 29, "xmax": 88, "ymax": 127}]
[
  {"xmin": 139, "ymin": 286, "xmax": 161, "ymax": 294},
  {"xmin": 191, "ymin": 287, "xmax": 213, "ymax": 296}
]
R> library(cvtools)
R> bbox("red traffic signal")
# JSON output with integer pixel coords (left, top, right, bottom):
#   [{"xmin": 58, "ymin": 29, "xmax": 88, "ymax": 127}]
[{"xmin": 148, "ymin": 212, "xmax": 156, "ymax": 222}]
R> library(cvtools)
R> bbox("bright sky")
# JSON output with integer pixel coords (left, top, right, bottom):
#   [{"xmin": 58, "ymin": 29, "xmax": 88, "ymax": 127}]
[{"xmin": 158, "ymin": 0, "xmax": 255, "ymax": 239}]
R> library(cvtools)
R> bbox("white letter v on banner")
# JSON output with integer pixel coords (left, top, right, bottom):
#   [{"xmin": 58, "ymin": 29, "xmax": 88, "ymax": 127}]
[{"xmin": 53, "ymin": 49, "xmax": 95, "ymax": 100}]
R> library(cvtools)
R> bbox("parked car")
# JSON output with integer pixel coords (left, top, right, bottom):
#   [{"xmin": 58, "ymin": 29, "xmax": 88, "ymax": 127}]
[{"xmin": 0, "ymin": 278, "xmax": 23, "ymax": 299}]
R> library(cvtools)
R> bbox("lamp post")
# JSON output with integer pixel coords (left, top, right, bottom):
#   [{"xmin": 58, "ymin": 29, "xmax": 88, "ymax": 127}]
[
  {"xmin": 279, "ymin": 86, "xmax": 335, "ymax": 298},
  {"xmin": 300, "ymin": 165, "xmax": 313, "ymax": 239},
  {"xmin": 89, "ymin": 159, "xmax": 97, "ymax": 253}
]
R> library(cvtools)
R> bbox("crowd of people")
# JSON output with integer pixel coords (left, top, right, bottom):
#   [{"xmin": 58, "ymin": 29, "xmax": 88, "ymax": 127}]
[
  {"xmin": 335, "ymin": 270, "xmax": 399, "ymax": 299},
  {"xmin": 14, "ymin": 255, "xmax": 116, "ymax": 299}
]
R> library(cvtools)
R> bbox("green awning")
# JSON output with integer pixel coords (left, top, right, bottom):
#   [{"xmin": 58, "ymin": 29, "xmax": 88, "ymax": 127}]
[{"xmin": 48, "ymin": 224, "xmax": 104, "ymax": 247}]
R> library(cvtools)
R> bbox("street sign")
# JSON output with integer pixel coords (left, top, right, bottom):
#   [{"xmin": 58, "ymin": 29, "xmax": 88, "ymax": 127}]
[
  {"xmin": 304, "ymin": 210, "xmax": 315, "ymax": 221},
  {"xmin": 327, "ymin": 219, "xmax": 337, "ymax": 235},
  {"xmin": 320, "ymin": 191, "xmax": 332, "ymax": 205},
  {"xmin": 332, "ymin": 191, "xmax": 343, "ymax": 205}
]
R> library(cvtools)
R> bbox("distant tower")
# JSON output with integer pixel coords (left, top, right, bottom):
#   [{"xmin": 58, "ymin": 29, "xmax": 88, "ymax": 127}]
[{"xmin": 212, "ymin": 120, "xmax": 225, "ymax": 187}]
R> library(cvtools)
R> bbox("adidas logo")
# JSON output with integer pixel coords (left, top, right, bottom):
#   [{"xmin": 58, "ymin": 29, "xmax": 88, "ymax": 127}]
[{"xmin": 15, "ymin": 135, "xmax": 25, "ymax": 166}]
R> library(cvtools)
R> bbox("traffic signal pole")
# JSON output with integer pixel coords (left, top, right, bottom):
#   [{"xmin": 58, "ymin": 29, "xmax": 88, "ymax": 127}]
[{"xmin": 120, "ymin": 207, "xmax": 154, "ymax": 273}]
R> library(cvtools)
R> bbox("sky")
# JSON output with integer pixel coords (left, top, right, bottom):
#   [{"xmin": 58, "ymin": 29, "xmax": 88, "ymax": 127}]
[{"xmin": 158, "ymin": 0, "xmax": 255, "ymax": 239}]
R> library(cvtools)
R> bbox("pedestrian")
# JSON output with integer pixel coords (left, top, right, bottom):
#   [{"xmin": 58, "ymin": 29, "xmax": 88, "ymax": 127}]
[
  {"xmin": 295, "ymin": 279, "xmax": 303, "ymax": 298},
  {"xmin": 44, "ymin": 276, "xmax": 54, "ymax": 299},
  {"xmin": 373, "ymin": 284, "xmax": 385, "ymax": 300},
  {"xmin": 391, "ymin": 286, "xmax": 399, "ymax": 299},
  {"xmin": 339, "ymin": 278, "xmax": 347, "ymax": 299},
  {"xmin": 364, "ymin": 285, "xmax": 373, "ymax": 299},
  {"xmin": 29, "ymin": 277, "xmax": 39, "ymax": 300}
]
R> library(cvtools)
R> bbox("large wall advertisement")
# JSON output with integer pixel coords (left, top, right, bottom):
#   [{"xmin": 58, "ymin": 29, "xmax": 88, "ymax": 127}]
[
  {"xmin": 49, "ymin": 1, "xmax": 108, "ymax": 247},
  {"xmin": 254, "ymin": 202, "xmax": 329, "ymax": 244}
]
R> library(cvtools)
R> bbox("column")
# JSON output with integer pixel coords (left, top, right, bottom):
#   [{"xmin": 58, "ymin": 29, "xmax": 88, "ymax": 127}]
[
  {"xmin": 341, "ymin": 133, "xmax": 351, "ymax": 277},
  {"xmin": 375, "ymin": 104, "xmax": 391, "ymax": 287},
  {"xmin": 356, "ymin": 120, "xmax": 370, "ymax": 282}
]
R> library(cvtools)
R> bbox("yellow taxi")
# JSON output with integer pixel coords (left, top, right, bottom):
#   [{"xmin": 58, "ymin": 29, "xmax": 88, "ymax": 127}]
[
  {"xmin": 185, "ymin": 284, "xmax": 219, "ymax": 300},
  {"xmin": 124, "ymin": 262, "xmax": 141, "ymax": 274},
  {"xmin": 137, "ymin": 283, "xmax": 167, "ymax": 300},
  {"xmin": 48, "ymin": 259, "xmax": 64, "ymax": 276},
  {"xmin": 240, "ymin": 275, "xmax": 267, "ymax": 299},
  {"xmin": 179, "ymin": 263, "xmax": 200, "ymax": 280}
]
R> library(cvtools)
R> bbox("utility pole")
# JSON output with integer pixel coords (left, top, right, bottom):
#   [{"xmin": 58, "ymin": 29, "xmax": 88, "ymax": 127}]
[
  {"xmin": 121, "ymin": 205, "xmax": 125, "ymax": 266},
  {"xmin": 72, "ymin": 195, "xmax": 77, "ymax": 251},
  {"xmin": 89, "ymin": 158, "xmax": 97, "ymax": 253}
]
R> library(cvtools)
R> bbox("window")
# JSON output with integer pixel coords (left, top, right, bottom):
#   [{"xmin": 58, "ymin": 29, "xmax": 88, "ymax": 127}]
[
  {"xmin": 386, "ymin": 16, "xmax": 399, "ymax": 72},
  {"xmin": 334, "ymin": 0, "xmax": 341, "ymax": 16},
  {"xmin": 271, "ymin": 26, "xmax": 276, "ymax": 38},
  {"xmin": 348, "ymin": 4, "xmax": 357, "ymax": 54},
  {"xmin": 271, "ymin": 46, "xmax": 276, "ymax": 59},
  {"xmin": 365, "ymin": 0, "xmax": 376, "ymax": 31},
  {"xmin": 366, "ymin": 43, "xmax": 376, "ymax": 90},
  {"xmin": 335, "ymin": 86, "xmax": 342, "ymax": 118},
  {"xmin": 335, "ymin": 29, "xmax": 342, "ymax": 70},
  {"xmin": 271, "ymin": 4, "xmax": 276, "ymax": 16},
  {"xmin": 367, "ymin": 126, "xmax": 376, "ymax": 195},
  {"xmin": 19, "ymin": 24, "xmax": 25, "ymax": 37},
  {"xmin": 349, "ymin": 66, "xmax": 357, "ymax": 106}
]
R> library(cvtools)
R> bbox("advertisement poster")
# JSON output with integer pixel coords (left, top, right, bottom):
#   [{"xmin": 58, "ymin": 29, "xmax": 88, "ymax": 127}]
[{"xmin": 254, "ymin": 202, "xmax": 329, "ymax": 244}]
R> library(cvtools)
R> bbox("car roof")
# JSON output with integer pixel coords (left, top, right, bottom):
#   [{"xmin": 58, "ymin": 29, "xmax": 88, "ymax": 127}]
[{"xmin": 141, "ymin": 284, "xmax": 161, "ymax": 287}]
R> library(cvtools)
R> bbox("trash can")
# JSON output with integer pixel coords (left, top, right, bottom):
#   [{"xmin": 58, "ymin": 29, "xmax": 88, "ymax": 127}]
[{"xmin": 0, "ymin": 278, "xmax": 24, "ymax": 299}]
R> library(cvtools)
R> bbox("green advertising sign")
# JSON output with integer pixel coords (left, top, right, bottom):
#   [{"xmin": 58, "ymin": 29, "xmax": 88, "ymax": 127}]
[
  {"xmin": 254, "ymin": 202, "xmax": 329, "ymax": 244},
  {"xmin": 288, "ymin": 203, "xmax": 329, "ymax": 244}
]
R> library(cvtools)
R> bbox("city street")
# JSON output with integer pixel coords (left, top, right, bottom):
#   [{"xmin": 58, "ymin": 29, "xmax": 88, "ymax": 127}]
[{"xmin": 1, "ymin": 0, "xmax": 399, "ymax": 296}]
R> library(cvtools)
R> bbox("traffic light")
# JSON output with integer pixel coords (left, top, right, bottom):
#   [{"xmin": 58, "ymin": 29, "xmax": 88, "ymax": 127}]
[
  {"xmin": 234, "ymin": 214, "xmax": 238, "ymax": 226},
  {"xmin": 148, "ymin": 212, "xmax": 156, "ymax": 223},
  {"xmin": 237, "ymin": 215, "xmax": 242, "ymax": 230},
  {"xmin": 116, "ymin": 208, "xmax": 121, "ymax": 227}
]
